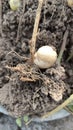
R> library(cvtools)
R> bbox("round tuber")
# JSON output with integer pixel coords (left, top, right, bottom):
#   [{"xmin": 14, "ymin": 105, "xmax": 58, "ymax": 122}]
[
  {"xmin": 9, "ymin": 0, "xmax": 21, "ymax": 11},
  {"xmin": 34, "ymin": 46, "xmax": 57, "ymax": 69},
  {"xmin": 67, "ymin": 0, "xmax": 73, "ymax": 7}
]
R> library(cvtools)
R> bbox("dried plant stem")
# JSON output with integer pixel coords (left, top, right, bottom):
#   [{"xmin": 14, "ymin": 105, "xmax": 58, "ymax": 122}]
[
  {"xmin": 67, "ymin": 52, "xmax": 73, "ymax": 61},
  {"xmin": 57, "ymin": 30, "xmax": 69, "ymax": 65},
  {"xmin": 16, "ymin": 15, "xmax": 23, "ymax": 42},
  {"xmin": 16, "ymin": 0, "xmax": 26, "ymax": 43},
  {"xmin": 0, "ymin": 0, "xmax": 2, "ymax": 37},
  {"xmin": 65, "ymin": 107, "xmax": 73, "ymax": 115},
  {"xmin": 42, "ymin": 94, "xmax": 73, "ymax": 119},
  {"xmin": 30, "ymin": 0, "xmax": 44, "ymax": 64},
  {"xmin": 25, "ymin": 118, "xmax": 33, "ymax": 126}
]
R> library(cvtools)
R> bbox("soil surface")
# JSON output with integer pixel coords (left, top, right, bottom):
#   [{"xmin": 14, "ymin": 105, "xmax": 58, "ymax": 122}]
[{"xmin": 0, "ymin": 0, "xmax": 73, "ymax": 118}]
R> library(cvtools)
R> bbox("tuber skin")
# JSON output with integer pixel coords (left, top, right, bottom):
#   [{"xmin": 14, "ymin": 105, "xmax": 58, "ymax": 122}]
[
  {"xmin": 9, "ymin": 0, "xmax": 21, "ymax": 11},
  {"xmin": 67, "ymin": 0, "xmax": 73, "ymax": 7},
  {"xmin": 34, "ymin": 46, "xmax": 57, "ymax": 69}
]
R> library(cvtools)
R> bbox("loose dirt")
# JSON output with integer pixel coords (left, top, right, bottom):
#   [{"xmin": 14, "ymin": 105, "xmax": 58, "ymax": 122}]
[{"xmin": 0, "ymin": 0, "xmax": 73, "ymax": 118}]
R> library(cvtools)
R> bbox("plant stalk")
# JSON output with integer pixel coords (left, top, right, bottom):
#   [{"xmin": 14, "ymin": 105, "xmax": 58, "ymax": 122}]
[
  {"xmin": 42, "ymin": 94, "xmax": 73, "ymax": 119},
  {"xmin": 30, "ymin": 0, "xmax": 44, "ymax": 64},
  {"xmin": 0, "ymin": 0, "xmax": 2, "ymax": 37},
  {"xmin": 57, "ymin": 30, "xmax": 69, "ymax": 65}
]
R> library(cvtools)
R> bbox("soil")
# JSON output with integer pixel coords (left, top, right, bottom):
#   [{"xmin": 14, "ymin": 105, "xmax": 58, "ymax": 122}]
[{"xmin": 0, "ymin": 0, "xmax": 73, "ymax": 118}]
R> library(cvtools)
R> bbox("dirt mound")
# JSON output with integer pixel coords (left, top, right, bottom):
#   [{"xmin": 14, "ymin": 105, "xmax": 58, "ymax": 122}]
[{"xmin": 0, "ymin": 0, "xmax": 73, "ymax": 117}]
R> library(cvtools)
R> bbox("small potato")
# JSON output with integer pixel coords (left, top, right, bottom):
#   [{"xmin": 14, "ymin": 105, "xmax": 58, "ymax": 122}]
[
  {"xmin": 67, "ymin": 0, "xmax": 73, "ymax": 7},
  {"xmin": 34, "ymin": 46, "xmax": 57, "ymax": 69},
  {"xmin": 9, "ymin": 0, "xmax": 21, "ymax": 11}
]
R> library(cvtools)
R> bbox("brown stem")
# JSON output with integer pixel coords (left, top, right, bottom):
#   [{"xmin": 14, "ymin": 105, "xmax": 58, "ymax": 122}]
[
  {"xmin": 30, "ymin": 0, "xmax": 44, "ymax": 64},
  {"xmin": 0, "ymin": 0, "xmax": 3, "ymax": 37},
  {"xmin": 16, "ymin": 0, "xmax": 26, "ymax": 43},
  {"xmin": 57, "ymin": 30, "xmax": 69, "ymax": 65}
]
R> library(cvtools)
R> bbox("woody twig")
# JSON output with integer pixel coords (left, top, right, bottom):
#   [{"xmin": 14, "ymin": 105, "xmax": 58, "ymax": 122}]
[{"xmin": 30, "ymin": 0, "xmax": 44, "ymax": 64}]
